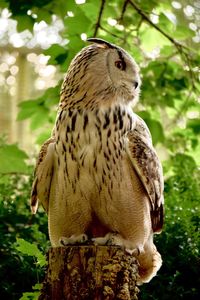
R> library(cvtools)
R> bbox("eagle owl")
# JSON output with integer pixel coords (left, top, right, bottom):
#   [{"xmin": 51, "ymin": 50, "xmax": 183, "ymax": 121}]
[{"xmin": 31, "ymin": 38, "xmax": 164, "ymax": 284}]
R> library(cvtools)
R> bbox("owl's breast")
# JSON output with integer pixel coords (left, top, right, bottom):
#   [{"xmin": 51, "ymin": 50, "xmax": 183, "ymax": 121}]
[{"xmin": 54, "ymin": 105, "xmax": 136, "ymax": 189}]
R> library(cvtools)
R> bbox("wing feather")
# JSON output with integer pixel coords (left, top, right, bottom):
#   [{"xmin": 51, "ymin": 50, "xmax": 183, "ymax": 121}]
[
  {"xmin": 127, "ymin": 114, "xmax": 164, "ymax": 233},
  {"xmin": 31, "ymin": 137, "xmax": 55, "ymax": 214}
]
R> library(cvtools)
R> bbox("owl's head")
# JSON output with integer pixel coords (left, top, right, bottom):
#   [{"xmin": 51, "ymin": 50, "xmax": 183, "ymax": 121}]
[{"xmin": 60, "ymin": 38, "xmax": 141, "ymax": 109}]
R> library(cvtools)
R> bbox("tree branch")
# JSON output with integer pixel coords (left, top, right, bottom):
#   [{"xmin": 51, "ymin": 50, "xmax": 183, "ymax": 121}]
[
  {"xmin": 93, "ymin": 0, "xmax": 106, "ymax": 37},
  {"xmin": 128, "ymin": 0, "xmax": 198, "ymax": 87},
  {"xmin": 128, "ymin": 0, "xmax": 185, "ymax": 52}
]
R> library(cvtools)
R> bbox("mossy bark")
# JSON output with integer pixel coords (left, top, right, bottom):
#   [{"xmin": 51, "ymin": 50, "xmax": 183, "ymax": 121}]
[{"xmin": 39, "ymin": 246, "xmax": 140, "ymax": 300}]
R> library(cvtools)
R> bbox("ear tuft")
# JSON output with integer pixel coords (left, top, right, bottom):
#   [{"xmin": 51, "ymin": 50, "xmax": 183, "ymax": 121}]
[{"xmin": 87, "ymin": 38, "xmax": 115, "ymax": 49}]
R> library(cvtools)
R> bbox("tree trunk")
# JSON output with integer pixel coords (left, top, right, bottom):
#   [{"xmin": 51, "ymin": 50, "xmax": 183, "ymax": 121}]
[{"xmin": 39, "ymin": 245, "xmax": 140, "ymax": 300}]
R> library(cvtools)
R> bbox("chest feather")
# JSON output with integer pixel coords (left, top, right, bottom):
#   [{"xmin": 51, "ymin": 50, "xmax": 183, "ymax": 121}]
[{"xmin": 54, "ymin": 106, "xmax": 135, "ymax": 184}]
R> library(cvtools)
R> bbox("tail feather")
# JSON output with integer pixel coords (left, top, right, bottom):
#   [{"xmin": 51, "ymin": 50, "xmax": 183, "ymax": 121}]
[{"xmin": 31, "ymin": 197, "xmax": 38, "ymax": 214}]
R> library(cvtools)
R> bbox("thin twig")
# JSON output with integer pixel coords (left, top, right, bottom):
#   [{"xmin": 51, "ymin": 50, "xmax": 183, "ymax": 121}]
[
  {"xmin": 118, "ymin": 0, "xmax": 129, "ymax": 22},
  {"xmin": 93, "ymin": 0, "xmax": 106, "ymax": 37},
  {"xmin": 136, "ymin": 16, "xmax": 143, "ymax": 32},
  {"xmin": 99, "ymin": 25, "xmax": 124, "ymax": 40},
  {"xmin": 0, "ymin": 172, "xmax": 29, "ymax": 176},
  {"xmin": 159, "ymin": 51, "xmax": 179, "ymax": 60}
]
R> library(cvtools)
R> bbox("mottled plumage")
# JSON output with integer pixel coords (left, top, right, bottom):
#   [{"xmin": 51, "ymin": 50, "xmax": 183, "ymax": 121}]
[{"xmin": 31, "ymin": 38, "xmax": 164, "ymax": 284}]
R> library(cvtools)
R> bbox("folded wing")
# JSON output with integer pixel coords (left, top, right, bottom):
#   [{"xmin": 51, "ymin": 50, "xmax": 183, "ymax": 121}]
[
  {"xmin": 31, "ymin": 137, "xmax": 55, "ymax": 214},
  {"xmin": 127, "ymin": 115, "xmax": 164, "ymax": 233}
]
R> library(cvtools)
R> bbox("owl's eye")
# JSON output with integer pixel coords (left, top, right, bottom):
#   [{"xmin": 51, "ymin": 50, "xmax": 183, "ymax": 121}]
[{"xmin": 115, "ymin": 60, "xmax": 125, "ymax": 70}]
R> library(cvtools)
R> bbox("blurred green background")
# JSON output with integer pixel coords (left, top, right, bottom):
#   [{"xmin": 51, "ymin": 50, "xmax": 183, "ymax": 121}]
[{"xmin": 0, "ymin": 0, "xmax": 199, "ymax": 299}]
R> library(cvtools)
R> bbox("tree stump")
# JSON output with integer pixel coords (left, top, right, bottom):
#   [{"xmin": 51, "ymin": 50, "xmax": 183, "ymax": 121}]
[{"xmin": 39, "ymin": 246, "xmax": 140, "ymax": 300}]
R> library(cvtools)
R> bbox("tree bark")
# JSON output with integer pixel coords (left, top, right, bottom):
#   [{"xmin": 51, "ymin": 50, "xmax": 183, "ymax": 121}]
[{"xmin": 39, "ymin": 245, "xmax": 140, "ymax": 300}]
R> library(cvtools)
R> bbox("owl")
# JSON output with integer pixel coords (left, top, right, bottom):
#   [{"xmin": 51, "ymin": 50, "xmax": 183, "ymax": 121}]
[{"xmin": 31, "ymin": 38, "xmax": 164, "ymax": 284}]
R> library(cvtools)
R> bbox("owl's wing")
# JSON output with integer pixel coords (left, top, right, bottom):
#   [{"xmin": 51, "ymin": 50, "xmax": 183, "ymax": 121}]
[
  {"xmin": 127, "ymin": 115, "xmax": 164, "ymax": 233},
  {"xmin": 31, "ymin": 137, "xmax": 55, "ymax": 214}
]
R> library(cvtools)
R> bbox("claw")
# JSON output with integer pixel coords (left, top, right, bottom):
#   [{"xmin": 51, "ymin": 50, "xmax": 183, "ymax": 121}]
[
  {"xmin": 59, "ymin": 234, "xmax": 88, "ymax": 246},
  {"xmin": 92, "ymin": 233, "xmax": 124, "ymax": 247},
  {"xmin": 92, "ymin": 233, "xmax": 144, "ymax": 256}
]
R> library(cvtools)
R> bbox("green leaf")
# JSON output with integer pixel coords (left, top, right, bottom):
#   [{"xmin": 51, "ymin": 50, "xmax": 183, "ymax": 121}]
[
  {"xmin": 172, "ymin": 153, "xmax": 197, "ymax": 172},
  {"xmin": 144, "ymin": 118, "xmax": 165, "ymax": 145},
  {"xmin": 36, "ymin": 129, "xmax": 51, "ymax": 145},
  {"xmin": 191, "ymin": 138, "xmax": 198, "ymax": 149},
  {"xmin": 44, "ymin": 44, "xmax": 68, "ymax": 66},
  {"xmin": 19, "ymin": 283, "xmax": 42, "ymax": 300},
  {"xmin": 171, "ymin": 77, "xmax": 187, "ymax": 90},
  {"xmin": 17, "ymin": 99, "xmax": 43, "ymax": 121},
  {"xmin": 128, "ymin": 44, "xmax": 144, "ymax": 62},
  {"xmin": 137, "ymin": 111, "xmax": 151, "ymax": 120},
  {"xmin": 30, "ymin": 106, "xmax": 49, "ymax": 130},
  {"xmin": 50, "ymin": 0, "xmax": 75, "ymax": 19},
  {"xmin": 44, "ymin": 44, "xmax": 66, "ymax": 57},
  {"xmin": 0, "ymin": 144, "xmax": 28, "ymax": 174},
  {"xmin": 187, "ymin": 119, "xmax": 200, "ymax": 134},
  {"xmin": 18, "ymin": 97, "xmax": 52, "ymax": 130},
  {"xmin": 160, "ymin": 45, "xmax": 175, "ymax": 56},
  {"xmin": 68, "ymin": 36, "xmax": 85, "ymax": 52},
  {"xmin": 140, "ymin": 24, "xmax": 170, "ymax": 52},
  {"xmin": 138, "ymin": 0, "xmax": 158, "ymax": 11},
  {"xmin": 43, "ymin": 84, "xmax": 61, "ymax": 106},
  {"xmin": 159, "ymin": 13, "xmax": 174, "ymax": 32},
  {"xmin": 0, "ymin": 0, "xmax": 8, "ymax": 8},
  {"xmin": 62, "ymin": 37, "xmax": 85, "ymax": 72},
  {"xmin": 79, "ymin": 2, "xmax": 99, "ymax": 20},
  {"xmin": 15, "ymin": 15, "xmax": 34, "ymax": 32},
  {"xmin": 64, "ymin": 7, "xmax": 91, "ymax": 34},
  {"xmin": 36, "ymin": 9, "xmax": 52, "ymax": 24},
  {"xmin": 19, "ymin": 291, "xmax": 40, "ymax": 300},
  {"xmin": 18, "ymin": 85, "xmax": 60, "ymax": 120},
  {"xmin": 121, "ymin": 13, "xmax": 141, "ymax": 28},
  {"xmin": 32, "ymin": 283, "xmax": 42, "ymax": 291},
  {"xmin": 16, "ymin": 238, "xmax": 46, "ymax": 267},
  {"xmin": 173, "ymin": 25, "xmax": 195, "ymax": 39}
]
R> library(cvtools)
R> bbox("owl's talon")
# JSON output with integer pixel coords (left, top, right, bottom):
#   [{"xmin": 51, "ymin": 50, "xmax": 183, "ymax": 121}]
[
  {"xmin": 59, "ymin": 234, "xmax": 88, "ymax": 246},
  {"xmin": 92, "ymin": 233, "xmax": 124, "ymax": 247}
]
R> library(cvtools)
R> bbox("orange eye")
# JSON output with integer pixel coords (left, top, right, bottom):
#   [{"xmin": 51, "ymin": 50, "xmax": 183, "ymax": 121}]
[{"xmin": 115, "ymin": 60, "xmax": 124, "ymax": 70}]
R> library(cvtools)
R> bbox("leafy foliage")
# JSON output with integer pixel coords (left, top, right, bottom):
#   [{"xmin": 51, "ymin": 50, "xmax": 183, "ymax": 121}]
[
  {"xmin": 16, "ymin": 238, "xmax": 46, "ymax": 267},
  {"xmin": 141, "ymin": 154, "xmax": 200, "ymax": 299},
  {"xmin": 19, "ymin": 284, "xmax": 41, "ymax": 300},
  {"xmin": 0, "ymin": 143, "xmax": 28, "ymax": 174},
  {"xmin": 0, "ymin": 0, "xmax": 200, "ymax": 299},
  {"xmin": 0, "ymin": 173, "xmax": 49, "ymax": 299}
]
